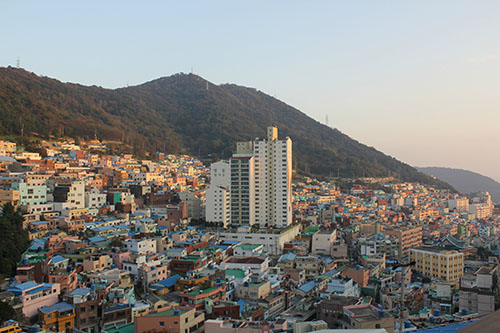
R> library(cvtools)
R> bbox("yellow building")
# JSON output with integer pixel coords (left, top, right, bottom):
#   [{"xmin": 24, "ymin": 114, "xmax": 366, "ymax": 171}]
[
  {"xmin": 38, "ymin": 302, "xmax": 75, "ymax": 332},
  {"xmin": 0, "ymin": 187, "xmax": 20, "ymax": 209},
  {"xmin": 410, "ymin": 247, "xmax": 463, "ymax": 282},
  {"xmin": 237, "ymin": 280, "xmax": 271, "ymax": 300},
  {"xmin": 68, "ymin": 208, "xmax": 88, "ymax": 219}
]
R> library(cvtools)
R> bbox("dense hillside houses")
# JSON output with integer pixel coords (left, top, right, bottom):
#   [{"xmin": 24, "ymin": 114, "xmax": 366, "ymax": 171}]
[{"xmin": 0, "ymin": 130, "xmax": 499, "ymax": 332}]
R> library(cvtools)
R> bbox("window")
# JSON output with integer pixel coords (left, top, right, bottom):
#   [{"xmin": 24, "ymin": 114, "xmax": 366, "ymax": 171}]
[{"xmin": 159, "ymin": 322, "xmax": 165, "ymax": 327}]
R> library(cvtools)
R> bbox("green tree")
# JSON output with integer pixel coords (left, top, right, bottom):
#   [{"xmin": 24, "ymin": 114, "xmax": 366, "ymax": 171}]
[
  {"xmin": 0, "ymin": 203, "xmax": 29, "ymax": 278},
  {"xmin": 0, "ymin": 302, "xmax": 16, "ymax": 322},
  {"xmin": 110, "ymin": 237, "xmax": 123, "ymax": 248}
]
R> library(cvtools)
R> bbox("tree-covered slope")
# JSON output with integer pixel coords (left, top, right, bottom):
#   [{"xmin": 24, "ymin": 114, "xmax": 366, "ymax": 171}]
[
  {"xmin": 0, "ymin": 67, "xmax": 452, "ymax": 189},
  {"xmin": 418, "ymin": 167, "xmax": 500, "ymax": 203}
]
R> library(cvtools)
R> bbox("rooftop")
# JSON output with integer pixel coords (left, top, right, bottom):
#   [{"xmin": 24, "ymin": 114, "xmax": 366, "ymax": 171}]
[
  {"xmin": 148, "ymin": 307, "xmax": 189, "ymax": 317},
  {"xmin": 39, "ymin": 302, "xmax": 74, "ymax": 314}
]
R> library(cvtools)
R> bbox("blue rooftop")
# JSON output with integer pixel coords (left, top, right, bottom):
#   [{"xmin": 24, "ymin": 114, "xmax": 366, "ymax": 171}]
[
  {"xmin": 413, "ymin": 321, "xmax": 476, "ymax": 332},
  {"xmin": 88, "ymin": 236, "xmax": 107, "ymax": 243},
  {"xmin": 39, "ymin": 302, "xmax": 74, "ymax": 314},
  {"xmin": 50, "ymin": 255, "xmax": 68, "ymax": 264},
  {"xmin": 27, "ymin": 285, "xmax": 52, "ymax": 294},
  {"xmin": 31, "ymin": 221, "xmax": 48, "ymax": 226},
  {"xmin": 154, "ymin": 274, "xmax": 181, "ymax": 288},
  {"xmin": 129, "ymin": 212, "xmax": 144, "ymax": 217},
  {"xmin": 94, "ymin": 226, "xmax": 114, "ymax": 232},
  {"xmin": 69, "ymin": 288, "xmax": 90, "ymax": 297},
  {"xmin": 281, "ymin": 253, "xmax": 296, "ymax": 262},
  {"xmin": 298, "ymin": 281, "xmax": 316, "ymax": 293},
  {"xmin": 104, "ymin": 304, "xmax": 131, "ymax": 313},
  {"xmin": 6, "ymin": 281, "xmax": 39, "ymax": 294},
  {"xmin": 212, "ymin": 244, "xmax": 230, "ymax": 250},
  {"xmin": 28, "ymin": 238, "xmax": 46, "ymax": 251}
]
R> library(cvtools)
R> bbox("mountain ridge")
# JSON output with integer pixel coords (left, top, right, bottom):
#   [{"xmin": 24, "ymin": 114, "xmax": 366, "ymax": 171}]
[
  {"xmin": 417, "ymin": 167, "xmax": 500, "ymax": 203},
  {"xmin": 0, "ymin": 67, "xmax": 453, "ymax": 189}
]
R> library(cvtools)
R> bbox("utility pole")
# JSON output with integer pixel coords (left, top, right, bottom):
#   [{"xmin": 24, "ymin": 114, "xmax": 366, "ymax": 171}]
[{"xmin": 389, "ymin": 261, "xmax": 415, "ymax": 332}]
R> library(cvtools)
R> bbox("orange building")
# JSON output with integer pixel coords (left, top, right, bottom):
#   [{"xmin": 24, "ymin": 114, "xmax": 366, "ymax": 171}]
[
  {"xmin": 384, "ymin": 224, "xmax": 422, "ymax": 256},
  {"xmin": 180, "ymin": 283, "xmax": 226, "ymax": 310},
  {"xmin": 38, "ymin": 302, "xmax": 75, "ymax": 332},
  {"xmin": 178, "ymin": 275, "xmax": 209, "ymax": 290},
  {"xmin": 134, "ymin": 305, "xmax": 204, "ymax": 333},
  {"xmin": 342, "ymin": 266, "xmax": 370, "ymax": 288}
]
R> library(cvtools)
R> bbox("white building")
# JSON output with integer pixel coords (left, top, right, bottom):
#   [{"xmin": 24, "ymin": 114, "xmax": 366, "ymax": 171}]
[
  {"xmin": 469, "ymin": 203, "xmax": 493, "ymax": 219},
  {"xmin": 469, "ymin": 192, "xmax": 493, "ymax": 219},
  {"xmin": 68, "ymin": 181, "xmax": 85, "ymax": 209},
  {"xmin": 233, "ymin": 243, "xmax": 265, "ymax": 257},
  {"xmin": 85, "ymin": 187, "xmax": 107, "ymax": 209},
  {"xmin": 253, "ymin": 126, "xmax": 293, "ymax": 228},
  {"xmin": 220, "ymin": 256, "xmax": 270, "ymax": 275},
  {"xmin": 206, "ymin": 161, "xmax": 231, "ymax": 226},
  {"xmin": 124, "ymin": 238, "xmax": 157, "ymax": 254},
  {"xmin": 228, "ymin": 126, "xmax": 293, "ymax": 228},
  {"xmin": 311, "ymin": 229, "xmax": 337, "ymax": 255},
  {"xmin": 219, "ymin": 224, "xmax": 300, "ymax": 255},
  {"xmin": 53, "ymin": 180, "xmax": 85, "ymax": 210},
  {"xmin": 320, "ymin": 278, "xmax": 360, "ymax": 298},
  {"xmin": 448, "ymin": 195, "xmax": 469, "ymax": 213}
]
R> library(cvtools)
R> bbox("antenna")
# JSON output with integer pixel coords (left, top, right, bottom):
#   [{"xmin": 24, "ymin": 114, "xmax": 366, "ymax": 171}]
[
  {"xmin": 325, "ymin": 115, "xmax": 329, "ymax": 126},
  {"xmin": 16, "ymin": 57, "xmax": 20, "ymax": 68}
]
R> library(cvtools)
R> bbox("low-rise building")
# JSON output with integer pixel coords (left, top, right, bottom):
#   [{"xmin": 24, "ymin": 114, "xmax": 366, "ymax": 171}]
[
  {"xmin": 342, "ymin": 304, "xmax": 394, "ymax": 333},
  {"xmin": 237, "ymin": 280, "xmax": 271, "ymax": 301},
  {"xmin": 311, "ymin": 229, "xmax": 337, "ymax": 255},
  {"xmin": 38, "ymin": 302, "xmax": 75, "ymax": 332},
  {"xmin": 7, "ymin": 281, "xmax": 60, "ymax": 318},
  {"xmin": 134, "ymin": 306, "xmax": 204, "ymax": 333}
]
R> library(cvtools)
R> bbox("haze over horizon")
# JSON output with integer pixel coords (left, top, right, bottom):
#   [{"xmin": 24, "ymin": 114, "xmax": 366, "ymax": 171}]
[{"xmin": 1, "ymin": 1, "xmax": 499, "ymax": 182}]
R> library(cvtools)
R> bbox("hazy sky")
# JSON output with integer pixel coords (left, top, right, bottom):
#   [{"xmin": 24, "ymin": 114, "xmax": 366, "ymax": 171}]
[{"xmin": 1, "ymin": 1, "xmax": 499, "ymax": 181}]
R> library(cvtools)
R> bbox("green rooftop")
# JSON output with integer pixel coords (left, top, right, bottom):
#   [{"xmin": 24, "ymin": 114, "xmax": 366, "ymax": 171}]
[
  {"xmin": 225, "ymin": 269, "xmax": 246, "ymax": 279},
  {"xmin": 104, "ymin": 323, "xmax": 134, "ymax": 333},
  {"xmin": 187, "ymin": 285, "xmax": 220, "ymax": 295},
  {"xmin": 148, "ymin": 308, "xmax": 189, "ymax": 317},
  {"xmin": 303, "ymin": 225, "xmax": 319, "ymax": 234},
  {"xmin": 237, "ymin": 243, "xmax": 262, "ymax": 250},
  {"xmin": 179, "ymin": 256, "xmax": 199, "ymax": 262}
]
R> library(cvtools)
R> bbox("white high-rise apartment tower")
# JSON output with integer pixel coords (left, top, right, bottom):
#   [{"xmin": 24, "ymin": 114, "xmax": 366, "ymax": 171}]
[
  {"xmin": 253, "ymin": 126, "xmax": 293, "ymax": 228},
  {"xmin": 205, "ymin": 161, "xmax": 231, "ymax": 226}
]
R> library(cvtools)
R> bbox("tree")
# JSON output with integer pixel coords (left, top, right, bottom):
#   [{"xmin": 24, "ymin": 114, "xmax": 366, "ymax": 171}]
[
  {"xmin": 110, "ymin": 237, "xmax": 123, "ymax": 248},
  {"xmin": 0, "ymin": 203, "xmax": 29, "ymax": 278},
  {"xmin": 0, "ymin": 302, "xmax": 15, "ymax": 322}
]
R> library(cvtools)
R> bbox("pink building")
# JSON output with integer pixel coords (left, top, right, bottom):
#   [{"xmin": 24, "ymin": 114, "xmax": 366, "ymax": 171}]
[
  {"xmin": 7, "ymin": 281, "xmax": 60, "ymax": 318},
  {"xmin": 104, "ymin": 251, "xmax": 131, "ymax": 269}
]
